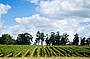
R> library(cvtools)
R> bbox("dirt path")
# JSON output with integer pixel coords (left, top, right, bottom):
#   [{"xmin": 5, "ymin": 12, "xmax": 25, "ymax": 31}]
[
  {"xmin": 5, "ymin": 53, "xmax": 13, "ymax": 57},
  {"xmin": 54, "ymin": 47, "xmax": 64, "ymax": 56},
  {"xmin": 45, "ymin": 47, "xmax": 51, "ymax": 57},
  {"xmin": 48, "ymin": 47, "xmax": 58, "ymax": 57},
  {"xmin": 30, "ymin": 46, "xmax": 37, "ymax": 57},
  {"xmin": 15, "ymin": 49, "xmax": 26, "ymax": 57},
  {"xmin": 22, "ymin": 49, "xmax": 30, "ymax": 57},
  {"xmin": 37, "ymin": 46, "xmax": 42, "ymax": 57}
]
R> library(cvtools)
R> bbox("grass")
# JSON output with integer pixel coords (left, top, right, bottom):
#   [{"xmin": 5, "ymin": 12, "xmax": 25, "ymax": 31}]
[
  {"xmin": 0, "ymin": 45, "xmax": 90, "ymax": 57},
  {"xmin": 0, "ymin": 57, "xmax": 90, "ymax": 59}
]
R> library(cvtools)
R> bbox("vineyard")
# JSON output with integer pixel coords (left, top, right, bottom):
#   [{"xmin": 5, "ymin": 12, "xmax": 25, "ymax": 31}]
[{"xmin": 0, "ymin": 45, "xmax": 90, "ymax": 57}]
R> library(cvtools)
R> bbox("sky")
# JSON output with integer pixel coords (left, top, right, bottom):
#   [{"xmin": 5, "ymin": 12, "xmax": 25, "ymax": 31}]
[{"xmin": 0, "ymin": 0, "xmax": 90, "ymax": 43}]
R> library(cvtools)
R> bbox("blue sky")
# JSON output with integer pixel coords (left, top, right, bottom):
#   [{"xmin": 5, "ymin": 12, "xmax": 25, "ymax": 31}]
[
  {"xmin": 0, "ymin": 0, "xmax": 38, "ymax": 26},
  {"xmin": 0, "ymin": 0, "xmax": 90, "ymax": 42}
]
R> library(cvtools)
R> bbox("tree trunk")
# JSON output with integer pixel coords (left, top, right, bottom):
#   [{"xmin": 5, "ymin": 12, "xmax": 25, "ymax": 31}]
[{"xmin": 41, "ymin": 41, "xmax": 43, "ymax": 45}]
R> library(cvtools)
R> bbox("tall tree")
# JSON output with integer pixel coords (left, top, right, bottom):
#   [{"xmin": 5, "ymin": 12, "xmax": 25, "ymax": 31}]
[
  {"xmin": 45, "ymin": 34, "xmax": 50, "ymax": 45},
  {"xmin": 86, "ymin": 36, "xmax": 90, "ymax": 46},
  {"xmin": 73, "ymin": 33, "xmax": 79, "ymax": 45},
  {"xmin": 60, "ymin": 33, "xmax": 69, "ymax": 45},
  {"xmin": 36, "ymin": 31, "xmax": 40, "ymax": 45},
  {"xmin": 24, "ymin": 33, "xmax": 33, "ymax": 45},
  {"xmin": 81, "ymin": 37, "xmax": 86, "ymax": 45},
  {"xmin": 16, "ymin": 33, "xmax": 33, "ymax": 45},
  {"xmin": 55, "ymin": 31, "xmax": 60, "ymax": 45},
  {"xmin": 49, "ymin": 32, "xmax": 56, "ymax": 46},
  {"xmin": 40, "ymin": 32, "xmax": 45, "ymax": 45},
  {"xmin": 0, "ymin": 34, "xmax": 15, "ymax": 44}
]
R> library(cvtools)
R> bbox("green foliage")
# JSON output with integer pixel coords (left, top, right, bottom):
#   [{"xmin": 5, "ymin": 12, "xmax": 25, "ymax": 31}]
[
  {"xmin": 35, "ymin": 31, "xmax": 45, "ymax": 45},
  {"xmin": 81, "ymin": 37, "xmax": 86, "ymax": 45},
  {"xmin": 16, "ymin": 33, "xmax": 33, "ymax": 45},
  {"xmin": 60, "ymin": 33, "xmax": 69, "ymax": 45},
  {"xmin": 0, "ymin": 34, "xmax": 15, "ymax": 44},
  {"xmin": 86, "ymin": 37, "xmax": 90, "ymax": 46},
  {"xmin": 55, "ymin": 32, "xmax": 60, "ymax": 45},
  {"xmin": 0, "ymin": 32, "xmax": 90, "ymax": 46},
  {"xmin": 73, "ymin": 33, "xmax": 79, "ymax": 45}
]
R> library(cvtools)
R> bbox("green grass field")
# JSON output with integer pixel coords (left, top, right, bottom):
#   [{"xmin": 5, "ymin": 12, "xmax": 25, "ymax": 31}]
[
  {"xmin": 0, "ymin": 57, "xmax": 90, "ymax": 59},
  {"xmin": 0, "ymin": 45, "xmax": 90, "ymax": 58}
]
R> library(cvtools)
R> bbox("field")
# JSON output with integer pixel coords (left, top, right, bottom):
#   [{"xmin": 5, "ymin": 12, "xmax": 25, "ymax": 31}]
[
  {"xmin": 0, "ymin": 45, "xmax": 90, "ymax": 59},
  {"xmin": 0, "ymin": 57, "xmax": 90, "ymax": 59}
]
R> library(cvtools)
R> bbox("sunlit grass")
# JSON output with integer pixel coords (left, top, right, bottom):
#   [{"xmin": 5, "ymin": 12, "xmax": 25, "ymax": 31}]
[{"xmin": 0, "ymin": 57, "xmax": 90, "ymax": 59}]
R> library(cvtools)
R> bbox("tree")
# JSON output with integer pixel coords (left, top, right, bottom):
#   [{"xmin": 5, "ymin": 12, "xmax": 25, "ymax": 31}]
[
  {"xmin": 81, "ymin": 37, "xmax": 86, "ymax": 45},
  {"xmin": 73, "ymin": 33, "xmax": 79, "ymax": 45},
  {"xmin": 86, "ymin": 36, "xmax": 90, "ymax": 46},
  {"xmin": 60, "ymin": 33, "xmax": 69, "ymax": 45},
  {"xmin": 40, "ymin": 32, "xmax": 45, "ymax": 45},
  {"xmin": 55, "ymin": 31, "xmax": 60, "ymax": 45},
  {"xmin": 35, "ymin": 31, "xmax": 40, "ymax": 45},
  {"xmin": 49, "ymin": 32, "xmax": 56, "ymax": 46},
  {"xmin": 16, "ymin": 33, "xmax": 33, "ymax": 45},
  {"xmin": 45, "ymin": 34, "xmax": 50, "ymax": 45},
  {"xmin": 35, "ymin": 31, "xmax": 45, "ymax": 45},
  {"xmin": 24, "ymin": 33, "xmax": 33, "ymax": 44},
  {"xmin": 0, "ymin": 34, "xmax": 15, "ymax": 44}
]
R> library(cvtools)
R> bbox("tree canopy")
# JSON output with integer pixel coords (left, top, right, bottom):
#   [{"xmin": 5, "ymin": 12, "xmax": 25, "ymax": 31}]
[{"xmin": 0, "ymin": 31, "xmax": 90, "ymax": 46}]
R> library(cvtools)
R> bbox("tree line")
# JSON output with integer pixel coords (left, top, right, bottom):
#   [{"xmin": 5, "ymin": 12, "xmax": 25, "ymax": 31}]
[{"xmin": 0, "ymin": 31, "xmax": 90, "ymax": 46}]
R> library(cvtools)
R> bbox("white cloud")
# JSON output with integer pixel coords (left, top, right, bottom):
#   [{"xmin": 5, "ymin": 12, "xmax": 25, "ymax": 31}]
[
  {"xmin": 15, "ymin": 14, "xmax": 67, "ymax": 32},
  {"xmin": 61, "ymin": 0, "xmax": 83, "ymax": 11},
  {"xmin": 35, "ymin": 0, "xmax": 90, "ymax": 18},
  {"xmin": 81, "ymin": 18, "xmax": 90, "ymax": 22},
  {"xmin": 29, "ymin": 0, "xmax": 39, "ymax": 4},
  {"xmin": 0, "ymin": 3, "xmax": 11, "ymax": 17},
  {"xmin": 86, "ymin": 0, "xmax": 90, "ymax": 4},
  {"xmin": 1, "ymin": 24, "xmax": 37, "ymax": 40}
]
